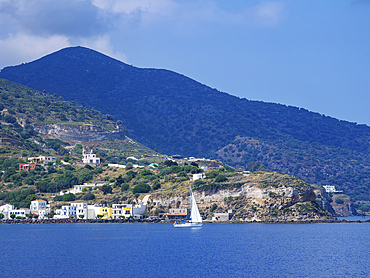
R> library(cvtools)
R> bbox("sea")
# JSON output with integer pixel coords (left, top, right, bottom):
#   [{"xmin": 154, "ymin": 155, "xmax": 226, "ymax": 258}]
[{"xmin": 1, "ymin": 222, "xmax": 369, "ymax": 278}]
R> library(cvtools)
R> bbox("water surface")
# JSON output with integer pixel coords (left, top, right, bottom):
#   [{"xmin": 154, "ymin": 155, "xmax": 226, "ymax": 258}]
[{"xmin": 1, "ymin": 223, "xmax": 369, "ymax": 277}]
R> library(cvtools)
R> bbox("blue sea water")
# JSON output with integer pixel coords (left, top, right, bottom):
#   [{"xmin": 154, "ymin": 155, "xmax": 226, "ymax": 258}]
[{"xmin": 1, "ymin": 223, "xmax": 369, "ymax": 278}]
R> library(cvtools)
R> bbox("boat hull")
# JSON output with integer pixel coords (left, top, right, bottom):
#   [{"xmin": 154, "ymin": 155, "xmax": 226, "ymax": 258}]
[{"xmin": 173, "ymin": 222, "xmax": 203, "ymax": 228}]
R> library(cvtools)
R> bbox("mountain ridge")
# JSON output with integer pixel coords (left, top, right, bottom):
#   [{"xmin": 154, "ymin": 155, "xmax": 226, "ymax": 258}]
[{"xmin": 1, "ymin": 46, "xmax": 370, "ymax": 201}]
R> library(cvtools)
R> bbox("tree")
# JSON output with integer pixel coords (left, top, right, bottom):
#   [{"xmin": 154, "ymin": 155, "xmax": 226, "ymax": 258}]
[
  {"xmin": 132, "ymin": 182, "xmax": 151, "ymax": 194},
  {"xmin": 0, "ymin": 213, "xmax": 4, "ymax": 219},
  {"xmin": 10, "ymin": 214, "xmax": 16, "ymax": 219},
  {"xmin": 164, "ymin": 160, "xmax": 178, "ymax": 167},
  {"xmin": 4, "ymin": 114, "xmax": 16, "ymax": 123},
  {"xmin": 101, "ymin": 184, "xmax": 113, "ymax": 195},
  {"xmin": 82, "ymin": 192, "xmax": 95, "ymax": 201},
  {"xmin": 126, "ymin": 162, "xmax": 133, "ymax": 170},
  {"xmin": 215, "ymin": 175, "xmax": 227, "ymax": 183}
]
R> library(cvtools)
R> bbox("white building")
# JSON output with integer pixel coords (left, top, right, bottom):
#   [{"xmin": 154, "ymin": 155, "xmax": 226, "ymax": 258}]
[
  {"xmin": 71, "ymin": 202, "xmax": 88, "ymax": 219},
  {"xmin": 323, "ymin": 185, "xmax": 342, "ymax": 193},
  {"xmin": 7, "ymin": 208, "xmax": 30, "ymax": 219},
  {"xmin": 133, "ymin": 203, "xmax": 147, "ymax": 216},
  {"xmin": 30, "ymin": 199, "xmax": 47, "ymax": 212},
  {"xmin": 59, "ymin": 204, "xmax": 77, "ymax": 218},
  {"xmin": 82, "ymin": 149, "xmax": 100, "ymax": 165},
  {"xmin": 54, "ymin": 202, "xmax": 88, "ymax": 219},
  {"xmin": 0, "ymin": 204, "xmax": 14, "ymax": 220},
  {"xmin": 112, "ymin": 204, "xmax": 132, "ymax": 219},
  {"xmin": 28, "ymin": 156, "xmax": 56, "ymax": 165},
  {"xmin": 59, "ymin": 183, "xmax": 100, "ymax": 195},
  {"xmin": 192, "ymin": 173, "xmax": 205, "ymax": 181}
]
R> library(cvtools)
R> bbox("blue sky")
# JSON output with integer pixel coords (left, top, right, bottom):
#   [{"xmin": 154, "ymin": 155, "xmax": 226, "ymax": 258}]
[{"xmin": 1, "ymin": 0, "xmax": 370, "ymax": 125}]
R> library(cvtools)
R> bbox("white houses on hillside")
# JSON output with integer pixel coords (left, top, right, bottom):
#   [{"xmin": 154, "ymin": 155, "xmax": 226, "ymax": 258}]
[
  {"xmin": 82, "ymin": 149, "xmax": 100, "ymax": 165},
  {"xmin": 28, "ymin": 156, "xmax": 56, "ymax": 165}
]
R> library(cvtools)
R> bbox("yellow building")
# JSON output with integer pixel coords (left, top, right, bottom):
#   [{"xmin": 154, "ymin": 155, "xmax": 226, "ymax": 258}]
[{"xmin": 98, "ymin": 207, "xmax": 113, "ymax": 219}]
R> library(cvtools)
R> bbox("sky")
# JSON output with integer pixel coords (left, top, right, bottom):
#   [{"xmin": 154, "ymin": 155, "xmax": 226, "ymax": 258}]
[{"xmin": 1, "ymin": 0, "xmax": 370, "ymax": 125}]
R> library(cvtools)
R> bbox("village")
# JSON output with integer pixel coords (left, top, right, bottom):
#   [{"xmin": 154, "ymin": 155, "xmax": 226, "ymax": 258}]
[{"xmin": 1, "ymin": 149, "xmax": 239, "ymax": 222}]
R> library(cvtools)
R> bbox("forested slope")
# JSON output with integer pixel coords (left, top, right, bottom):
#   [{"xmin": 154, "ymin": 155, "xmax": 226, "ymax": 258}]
[{"xmin": 1, "ymin": 47, "xmax": 370, "ymax": 201}]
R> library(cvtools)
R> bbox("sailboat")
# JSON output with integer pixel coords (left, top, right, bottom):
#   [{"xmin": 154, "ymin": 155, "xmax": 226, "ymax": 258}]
[{"xmin": 173, "ymin": 186, "xmax": 203, "ymax": 228}]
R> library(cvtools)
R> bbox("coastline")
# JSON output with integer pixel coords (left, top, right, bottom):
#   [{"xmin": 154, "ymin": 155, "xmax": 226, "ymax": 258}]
[{"xmin": 1, "ymin": 218, "xmax": 369, "ymax": 225}]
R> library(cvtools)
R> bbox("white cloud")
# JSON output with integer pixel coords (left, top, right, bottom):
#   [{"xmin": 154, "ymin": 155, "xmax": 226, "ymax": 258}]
[
  {"xmin": 254, "ymin": 1, "xmax": 285, "ymax": 26},
  {"xmin": 92, "ymin": 0, "xmax": 177, "ymax": 15},
  {"xmin": 79, "ymin": 35, "xmax": 128, "ymax": 63},
  {"xmin": 0, "ymin": 33, "xmax": 127, "ymax": 69},
  {"xmin": 0, "ymin": 33, "xmax": 70, "ymax": 68}
]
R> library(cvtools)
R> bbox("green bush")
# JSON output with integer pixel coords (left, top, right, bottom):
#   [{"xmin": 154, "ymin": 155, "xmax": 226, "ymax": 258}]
[
  {"xmin": 82, "ymin": 192, "xmax": 95, "ymax": 201},
  {"xmin": 215, "ymin": 175, "xmax": 227, "ymax": 183},
  {"xmin": 100, "ymin": 184, "xmax": 113, "ymax": 195},
  {"xmin": 132, "ymin": 182, "xmax": 151, "ymax": 194}
]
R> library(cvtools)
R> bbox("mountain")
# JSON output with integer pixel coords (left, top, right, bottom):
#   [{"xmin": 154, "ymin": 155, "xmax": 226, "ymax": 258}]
[
  {"xmin": 1, "ymin": 47, "xmax": 370, "ymax": 202},
  {"xmin": 0, "ymin": 77, "xmax": 155, "ymax": 162}
]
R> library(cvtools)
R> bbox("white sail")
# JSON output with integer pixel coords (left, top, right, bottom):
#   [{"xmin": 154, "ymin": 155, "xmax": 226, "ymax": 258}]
[
  {"xmin": 173, "ymin": 186, "xmax": 203, "ymax": 227},
  {"xmin": 190, "ymin": 189, "xmax": 202, "ymax": 223}
]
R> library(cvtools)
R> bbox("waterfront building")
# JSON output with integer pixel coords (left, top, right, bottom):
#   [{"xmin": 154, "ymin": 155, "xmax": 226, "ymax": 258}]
[
  {"xmin": 30, "ymin": 199, "xmax": 47, "ymax": 212},
  {"xmin": 112, "ymin": 204, "xmax": 133, "ymax": 219},
  {"xmin": 166, "ymin": 208, "xmax": 190, "ymax": 220}
]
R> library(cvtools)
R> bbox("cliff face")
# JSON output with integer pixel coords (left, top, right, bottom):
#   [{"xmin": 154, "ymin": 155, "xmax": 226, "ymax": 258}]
[
  {"xmin": 33, "ymin": 123, "xmax": 128, "ymax": 142},
  {"xmin": 146, "ymin": 172, "xmax": 334, "ymax": 222}
]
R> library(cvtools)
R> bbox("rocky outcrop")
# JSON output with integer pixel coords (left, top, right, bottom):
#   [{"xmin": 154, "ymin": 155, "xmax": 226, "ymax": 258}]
[
  {"xmin": 146, "ymin": 172, "xmax": 334, "ymax": 222},
  {"xmin": 33, "ymin": 123, "xmax": 128, "ymax": 142}
]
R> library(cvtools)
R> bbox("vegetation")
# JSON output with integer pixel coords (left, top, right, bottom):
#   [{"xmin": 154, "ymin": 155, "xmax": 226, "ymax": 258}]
[{"xmin": 1, "ymin": 47, "xmax": 370, "ymax": 202}]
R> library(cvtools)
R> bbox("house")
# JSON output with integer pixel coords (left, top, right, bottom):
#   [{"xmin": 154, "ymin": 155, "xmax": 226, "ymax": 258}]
[
  {"xmin": 96, "ymin": 206, "xmax": 112, "ymax": 219},
  {"xmin": 30, "ymin": 199, "xmax": 47, "ymax": 212},
  {"xmin": 1, "ymin": 204, "xmax": 30, "ymax": 220},
  {"xmin": 166, "ymin": 208, "xmax": 190, "ymax": 220},
  {"xmin": 112, "ymin": 204, "xmax": 132, "ymax": 219},
  {"xmin": 7, "ymin": 208, "xmax": 30, "ymax": 219},
  {"xmin": 28, "ymin": 156, "xmax": 56, "ymax": 165},
  {"xmin": 0, "ymin": 204, "xmax": 14, "ymax": 220},
  {"xmin": 212, "ymin": 210, "xmax": 234, "ymax": 222},
  {"xmin": 133, "ymin": 203, "xmax": 147, "ymax": 217},
  {"xmin": 30, "ymin": 199, "xmax": 50, "ymax": 219},
  {"xmin": 54, "ymin": 202, "xmax": 88, "ymax": 219},
  {"xmin": 59, "ymin": 204, "xmax": 77, "ymax": 218},
  {"xmin": 71, "ymin": 202, "xmax": 88, "ymax": 219},
  {"xmin": 82, "ymin": 149, "xmax": 100, "ymax": 165},
  {"xmin": 59, "ymin": 184, "xmax": 100, "ymax": 195},
  {"xmin": 19, "ymin": 164, "xmax": 42, "ymax": 171},
  {"xmin": 192, "ymin": 173, "xmax": 205, "ymax": 181},
  {"xmin": 323, "ymin": 185, "xmax": 342, "ymax": 193}
]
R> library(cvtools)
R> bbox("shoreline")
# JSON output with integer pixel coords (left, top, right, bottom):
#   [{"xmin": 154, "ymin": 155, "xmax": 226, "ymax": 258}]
[{"xmin": 1, "ymin": 218, "xmax": 369, "ymax": 225}]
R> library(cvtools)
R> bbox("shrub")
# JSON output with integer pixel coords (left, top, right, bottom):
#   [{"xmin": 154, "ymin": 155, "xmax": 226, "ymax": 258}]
[
  {"xmin": 132, "ymin": 182, "xmax": 151, "ymax": 194},
  {"xmin": 4, "ymin": 114, "xmax": 16, "ymax": 123},
  {"xmin": 215, "ymin": 175, "xmax": 227, "ymax": 183},
  {"xmin": 152, "ymin": 181, "xmax": 161, "ymax": 190},
  {"xmin": 82, "ymin": 192, "xmax": 95, "ymax": 201},
  {"xmin": 100, "ymin": 184, "xmax": 113, "ymax": 195},
  {"xmin": 210, "ymin": 204, "xmax": 218, "ymax": 212},
  {"xmin": 121, "ymin": 183, "xmax": 130, "ymax": 192},
  {"xmin": 54, "ymin": 193, "xmax": 76, "ymax": 202}
]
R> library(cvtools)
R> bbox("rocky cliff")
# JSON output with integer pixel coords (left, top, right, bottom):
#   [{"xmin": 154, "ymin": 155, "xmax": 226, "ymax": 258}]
[
  {"xmin": 144, "ymin": 172, "xmax": 334, "ymax": 222},
  {"xmin": 33, "ymin": 123, "xmax": 128, "ymax": 142}
]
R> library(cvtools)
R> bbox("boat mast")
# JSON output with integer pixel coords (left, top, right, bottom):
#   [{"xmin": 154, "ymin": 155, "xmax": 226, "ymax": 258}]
[{"xmin": 189, "ymin": 185, "xmax": 192, "ymax": 223}]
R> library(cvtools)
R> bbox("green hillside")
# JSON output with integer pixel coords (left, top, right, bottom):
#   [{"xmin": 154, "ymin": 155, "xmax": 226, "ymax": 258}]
[{"xmin": 1, "ymin": 47, "xmax": 370, "ymax": 202}]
